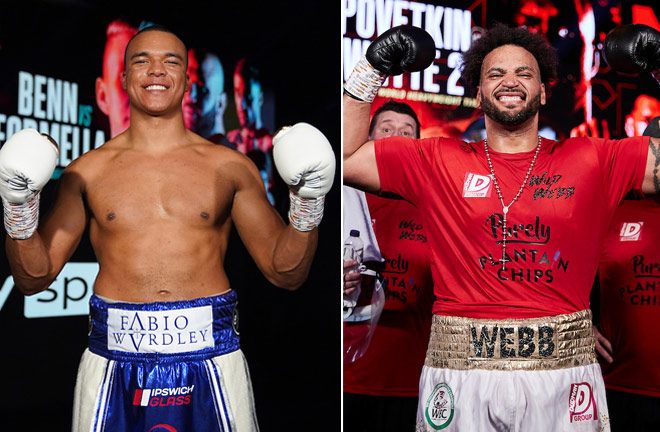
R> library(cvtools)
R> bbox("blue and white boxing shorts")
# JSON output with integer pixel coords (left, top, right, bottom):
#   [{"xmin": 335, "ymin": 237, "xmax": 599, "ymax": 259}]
[{"xmin": 72, "ymin": 290, "xmax": 259, "ymax": 432}]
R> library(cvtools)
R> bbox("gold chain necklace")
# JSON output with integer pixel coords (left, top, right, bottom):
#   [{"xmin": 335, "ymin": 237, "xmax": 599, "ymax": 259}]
[{"xmin": 483, "ymin": 135, "xmax": 542, "ymax": 270}]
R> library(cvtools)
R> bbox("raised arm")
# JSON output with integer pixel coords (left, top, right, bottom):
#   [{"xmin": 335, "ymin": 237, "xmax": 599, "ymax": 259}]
[
  {"xmin": 343, "ymin": 96, "xmax": 379, "ymax": 193},
  {"xmin": 2, "ymin": 129, "xmax": 88, "ymax": 295},
  {"xmin": 642, "ymin": 136, "xmax": 660, "ymax": 195},
  {"xmin": 232, "ymin": 123, "xmax": 335, "ymax": 290},
  {"xmin": 342, "ymin": 25, "xmax": 435, "ymax": 193},
  {"xmin": 603, "ymin": 24, "xmax": 660, "ymax": 194}
]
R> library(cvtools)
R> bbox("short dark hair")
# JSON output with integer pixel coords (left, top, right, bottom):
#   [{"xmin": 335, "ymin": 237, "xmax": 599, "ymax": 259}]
[
  {"xmin": 459, "ymin": 23, "xmax": 558, "ymax": 95},
  {"xmin": 124, "ymin": 24, "xmax": 188, "ymax": 69},
  {"xmin": 369, "ymin": 100, "xmax": 421, "ymax": 138}
]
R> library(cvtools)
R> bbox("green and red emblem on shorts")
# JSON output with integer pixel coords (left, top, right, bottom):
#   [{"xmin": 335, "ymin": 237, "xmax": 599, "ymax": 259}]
[{"xmin": 425, "ymin": 383, "xmax": 454, "ymax": 430}]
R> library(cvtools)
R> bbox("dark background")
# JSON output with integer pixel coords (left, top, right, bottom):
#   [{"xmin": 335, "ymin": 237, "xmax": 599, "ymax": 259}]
[{"xmin": 0, "ymin": 1, "xmax": 339, "ymax": 430}]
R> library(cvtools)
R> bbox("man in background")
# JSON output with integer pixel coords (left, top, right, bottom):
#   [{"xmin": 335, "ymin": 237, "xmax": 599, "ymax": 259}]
[
  {"xmin": 95, "ymin": 19, "xmax": 138, "ymax": 138},
  {"xmin": 185, "ymin": 49, "xmax": 232, "ymax": 148},
  {"xmin": 594, "ymin": 117, "xmax": 660, "ymax": 431},
  {"xmin": 343, "ymin": 100, "xmax": 433, "ymax": 432},
  {"xmin": 228, "ymin": 58, "xmax": 274, "ymax": 204},
  {"xmin": 624, "ymin": 95, "xmax": 660, "ymax": 138}
]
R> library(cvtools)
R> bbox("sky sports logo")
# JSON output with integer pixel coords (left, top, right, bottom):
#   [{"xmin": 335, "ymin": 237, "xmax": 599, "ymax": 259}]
[
  {"xmin": 133, "ymin": 385, "xmax": 195, "ymax": 407},
  {"xmin": 0, "ymin": 262, "xmax": 98, "ymax": 318}
]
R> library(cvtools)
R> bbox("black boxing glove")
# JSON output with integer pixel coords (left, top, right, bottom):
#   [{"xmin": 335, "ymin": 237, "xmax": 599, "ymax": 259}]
[
  {"xmin": 366, "ymin": 26, "xmax": 436, "ymax": 75},
  {"xmin": 344, "ymin": 25, "xmax": 436, "ymax": 102},
  {"xmin": 603, "ymin": 24, "xmax": 660, "ymax": 83}
]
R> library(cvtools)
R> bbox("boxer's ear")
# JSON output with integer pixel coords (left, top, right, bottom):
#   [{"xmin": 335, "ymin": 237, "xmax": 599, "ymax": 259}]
[{"xmin": 540, "ymin": 83, "xmax": 546, "ymax": 106}]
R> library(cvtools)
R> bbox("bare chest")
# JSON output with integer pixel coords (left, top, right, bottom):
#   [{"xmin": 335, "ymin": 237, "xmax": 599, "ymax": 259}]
[{"xmin": 85, "ymin": 155, "xmax": 234, "ymax": 228}]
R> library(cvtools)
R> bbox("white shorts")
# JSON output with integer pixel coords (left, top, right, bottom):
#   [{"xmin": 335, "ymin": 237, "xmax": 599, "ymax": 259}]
[{"xmin": 416, "ymin": 310, "xmax": 610, "ymax": 431}]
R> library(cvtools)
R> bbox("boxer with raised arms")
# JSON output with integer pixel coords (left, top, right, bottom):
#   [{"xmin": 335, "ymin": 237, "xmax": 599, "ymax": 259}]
[
  {"xmin": 343, "ymin": 23, "xmax": 660, "ymax": 431},
  {"xmin": 1, "ymin": 25, "xmax": 334, "ymax": 431}
]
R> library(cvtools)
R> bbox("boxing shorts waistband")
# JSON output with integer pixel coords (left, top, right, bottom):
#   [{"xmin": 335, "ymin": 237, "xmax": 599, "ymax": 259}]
[
  {"xmin": 424, "ymin": 309, "xmax": 596, "ymax": 371},
  {"xmin": 88, "ymin": 290, "xmax": 240, "ymax": 362}
]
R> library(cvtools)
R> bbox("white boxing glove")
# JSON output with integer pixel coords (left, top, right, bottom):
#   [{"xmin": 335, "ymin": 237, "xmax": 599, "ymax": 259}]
[
  {"xmin": 0, "ymin": 128, "xmax": 59, "ymax": 239},
  {"xmin": 273, "ymin": 122, "xmax": 335, "ymax": 198},
  {"xmin": 273, "ymin": 123, "xmax": 335, "ymax": 231}
]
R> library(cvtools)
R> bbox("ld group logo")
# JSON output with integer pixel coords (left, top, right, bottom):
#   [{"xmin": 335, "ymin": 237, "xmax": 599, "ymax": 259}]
[
  {"xmin": 463, "ymin": 172, "xmax": 492, "ymax": 198},
  {"xmin": 619, "ymin": 222, "xmax": 643, "ymax": 241},
  {"xmin": 425, "ymin": 383, "xmax": 454, "ymax": 430},
  {"xmin": 568, "ymin": 382, "xmax": 597, "ymax": 423}
]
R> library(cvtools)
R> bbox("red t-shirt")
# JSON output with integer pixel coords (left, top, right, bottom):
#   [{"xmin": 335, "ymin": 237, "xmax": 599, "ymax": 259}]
[
  {"xmin": 598, "ymin": 197, "xmax": 660, "ymax": 397},
  {"xmin": 343, "ymin": 194, "xmax": 434, "ymax": 396},
  {"xmin": 376, "ymin": 136, "xmax": 648, "ymax": 319}
]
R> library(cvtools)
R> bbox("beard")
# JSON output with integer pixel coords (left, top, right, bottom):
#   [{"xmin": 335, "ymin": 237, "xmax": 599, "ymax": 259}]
[{"xmin": 480, "ymin": 90, "xmax": 541, "ymax": 127}]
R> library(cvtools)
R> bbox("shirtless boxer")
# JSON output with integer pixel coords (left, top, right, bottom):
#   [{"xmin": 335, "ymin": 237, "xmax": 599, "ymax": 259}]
[
  {"xmin": 343, "ymin": 23, "xmax": 660, "ymax": 431},
  {"xmin": 1, "ymin": 25, "xmax": 334, "ymax": 432}
]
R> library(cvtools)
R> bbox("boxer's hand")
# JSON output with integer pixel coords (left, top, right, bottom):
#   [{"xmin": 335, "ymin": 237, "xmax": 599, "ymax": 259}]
[
  {"xmin": 0, "ymin": 128, "xmax": 59, "ymax": 239},
  {"xmin": 273, "ymin": 123, "xmax": 335, "ymax": 199},
  {"xmin": 603, "ymin": 24, "xmax": 660, "ymax": 84},
  {"xmin": 344, "ymin": 25, "xmax": 435, "ymax": 102},
  {"xmin": 273, "ymin": 123, "xmax": 334, "ymax": 231},
  {"xmin": 593, "ymin": 325, "xmax": 613, "ymax": 364},
  {"xmin": 343, "ymin": 259, "xmax": 361, "ymax": 295},
  {"xmin": 0, "ymin": 129, "xmax": 58, "ymax": 203},
  {"xmin": 366, "ymin": 25, "xmax": 436, "ymax": 76}
]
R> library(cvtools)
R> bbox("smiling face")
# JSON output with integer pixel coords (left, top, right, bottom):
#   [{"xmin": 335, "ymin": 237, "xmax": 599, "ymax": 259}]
[
  {"xmin": 122, "ymin": 30, "xmax": 189, "ymax": 118},
  {"xmin": 477, "ymin": 44, "xmax": 545, "ymax": 127}
]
